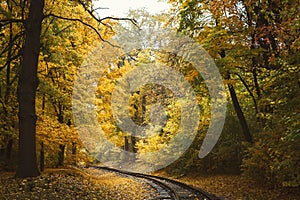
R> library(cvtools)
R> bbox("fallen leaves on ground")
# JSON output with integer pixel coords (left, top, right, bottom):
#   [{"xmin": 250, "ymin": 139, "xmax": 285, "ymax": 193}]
[
  {"xmin": 0, "ymin": 168, "xmax": 156, "ymax": 200},
  {"xmin": 83, "ymin": 168, "xmax": 157, "ymax": 199},
  {"xmin": 155, "ymin": 171, "xmax": 300, "ymax": 200}
]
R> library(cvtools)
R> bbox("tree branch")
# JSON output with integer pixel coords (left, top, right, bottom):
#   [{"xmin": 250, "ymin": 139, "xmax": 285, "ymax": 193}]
[
  {"xmin": 44, "ymin": 13, "xmax": 111, "ymax": 44},
  {"xmin": 40, "ymin": 17, "xmax": 55, "ymax": 39},
  {"xmin": 235, "ymin": 72, "xmax": 258, "ymax": 113},
  {"xmin": 76, "ymin": 0, "xmax": 137, "ymax": 26},
  {"xmin": 0, "ymin": 52, "xmax": 21, "ymax": 72},
  {"xmin": 0, "ymin": 31, "xmax": 24, "ymax": 58},
  {"xmin": 0, "ymin": 18, "xmax": 24, "ymax": 25}
]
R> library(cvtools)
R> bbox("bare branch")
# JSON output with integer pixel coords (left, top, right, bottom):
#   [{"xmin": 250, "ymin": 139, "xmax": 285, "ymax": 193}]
[
  {"xmin": 44, "ymin": 14, "xmax": 105, "ymax": 41},
  {"xmin": 93, "ymin": 7, "xmax": 109, "ymax": 12},
  {"xmin": 43, "ymin": 13, "xmax": 119, "ymax": 47},
  {"xmin": 76, "ymin": 0, "xmax": 138, "ymax": 26},
  {"xmin": 0, "ymin": 18, "xmax": 24, "ymax": 25},
  {"xmin": 100, "ymin": 16, "xmax": 137, "ymax": 25},
  {"xmin": 43, "ymin": 1, "xmax": 139, "ymax": 48},
  {"xmin": 76, "ymin": 0, "xmax": 106, "ymax": 25}
]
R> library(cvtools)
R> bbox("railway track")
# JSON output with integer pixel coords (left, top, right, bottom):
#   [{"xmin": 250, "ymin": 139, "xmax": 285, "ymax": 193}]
[{"xmin": 91, "ymin": 166, "xmax": 221, "ymax": 200}]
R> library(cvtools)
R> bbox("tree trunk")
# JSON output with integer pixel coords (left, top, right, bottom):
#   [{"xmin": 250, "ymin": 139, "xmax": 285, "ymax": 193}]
[
  {"xmin": 5, "ymin": 139, "xmax": 13, "ymax": 161},
  {"xmin": 5, "ymin": 1, "xmax": 12, "ymax": 105},
  {"xmin": 72, "ymin": 142, "xmax": 77, "ymax": 166},
  {"xmin": 40, "ymin": 142, "xmax": 44, "ymax": 172},
  {"xmin": 57, "ymin": 144, "xmax": 65, "ymax": 167},
  {"xmin": 3, "ymin": 1, "xmax": 13, "ymax": 171},
  {"xmin": 226, "ymin": 72, "xmax": 253, "ymax": 143},
  {"xmin": 4, "ymin": 139, "xmax": 13, "ymax": 170},
  {"xmin": 16, "ymin": 0, "xmax": 44, "ymax": 178},
  {"xmin": 130, "ymin": 135, "xmax": 137, "ymax": 153},
  {"xmin": 220, "ymin": 49, "xmax": 253, "ymax": 144},
  {"xmin": 124, "ymin": 136, "xmax": 129, "ymax": 151}
]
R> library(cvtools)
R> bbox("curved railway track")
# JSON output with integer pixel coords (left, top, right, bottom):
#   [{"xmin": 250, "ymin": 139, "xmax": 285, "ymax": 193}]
[{"xmin": 91, "ymin": 166, "xmax": 221, "ymax": 200}]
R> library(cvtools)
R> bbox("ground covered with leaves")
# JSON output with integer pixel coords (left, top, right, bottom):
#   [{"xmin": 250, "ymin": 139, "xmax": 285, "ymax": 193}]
[
  {"xmin": 0, "ymin": 168, "xmax": 156, "ymax": 200},
  {"xmin": 157, "ymin": 171, "xmax": 300, "ymax": 200},
  {"xmin": 2, "ymin": 168, "xmax": 299, "ymax": 200}
]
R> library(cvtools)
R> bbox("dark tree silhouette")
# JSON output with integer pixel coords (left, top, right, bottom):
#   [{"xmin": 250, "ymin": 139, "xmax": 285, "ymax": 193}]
[{"xmin": 16, "ymin": 0, "xmax": 44, "ymax": 178}]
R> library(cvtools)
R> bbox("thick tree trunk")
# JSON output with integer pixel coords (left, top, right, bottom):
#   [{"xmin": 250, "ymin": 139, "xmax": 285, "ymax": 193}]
[{"xmin": 16, "ymin": 0, "xmax": 44, "ymax": 178}]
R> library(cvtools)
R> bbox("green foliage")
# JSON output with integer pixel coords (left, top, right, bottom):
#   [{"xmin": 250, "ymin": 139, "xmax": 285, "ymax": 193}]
[
  {"xmin": 165, "ymin": 106, "xmax": 246, "ymax": 175},
  {"xmin": 242, "ymin": 64, "xmax": 300, "ymax": 187},
  {"xmin": 168, "ymin": 0, "xmax": 300, "ymax": 187}
]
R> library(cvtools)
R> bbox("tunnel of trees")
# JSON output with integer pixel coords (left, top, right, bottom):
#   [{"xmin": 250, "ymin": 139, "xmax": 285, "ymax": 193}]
[{"xmin": 0, "ymin": 0, "xmax": 299, "ymax": 190}]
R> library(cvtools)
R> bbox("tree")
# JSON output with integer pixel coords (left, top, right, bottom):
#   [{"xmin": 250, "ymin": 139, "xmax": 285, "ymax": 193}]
[
  {"xmin": 169, "ymin": 0, "xmax": 300, "ymax": 186},
  {"xmin": 0, "ymin": 0, "xmax": 23, "ymax": 170},
  {"xmin": 16, "ymin": 0, "xmax": 44, "ymax": 178},
  {"xmin": 89, "ymin": 10, "xmax": 216, "ymax": 172},
  {"xmin": 1, "ymin": 0, "xmax": 135, "ymax": 178}
]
